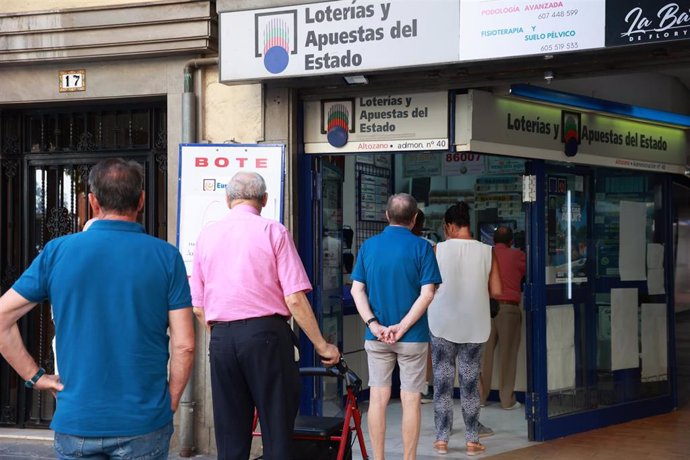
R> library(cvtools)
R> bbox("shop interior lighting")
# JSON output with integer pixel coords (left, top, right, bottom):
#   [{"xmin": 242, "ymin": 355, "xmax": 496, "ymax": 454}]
[
  {"xmin": 344, "ymin": 75, "xmax": 368, "ymax": 85},
  {"xmin": 510, "ymin": 84, "xmax": 690, "ymax": 127}
]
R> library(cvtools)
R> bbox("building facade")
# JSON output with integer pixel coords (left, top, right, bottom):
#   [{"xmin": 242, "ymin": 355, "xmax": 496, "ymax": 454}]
[{"xmin": 2, "ymin": 0, "xmax": 690, "ymax": 456}]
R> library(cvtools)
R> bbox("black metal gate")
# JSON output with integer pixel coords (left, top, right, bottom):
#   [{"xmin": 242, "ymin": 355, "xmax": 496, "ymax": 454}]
[{"xmin": 0, "ymin": 101, "xmax": 168, "ymax": 427}]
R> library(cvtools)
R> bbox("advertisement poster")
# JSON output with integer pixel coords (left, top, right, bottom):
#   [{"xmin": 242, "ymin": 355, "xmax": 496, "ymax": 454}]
[
  {"xmin": 459, "ymin": 0, "xmax": 605, "ymax": 61},
  {"xmin": 359, "ymin": 173, "xmax": 389, "ymax": 222},
  {"xmin": 595, "ymin": 194, "xmax": 621, "ymax": 278},
  {"xmin": 403, "ymin": 152, "xmax": 443, "ymax": 177},
  {"xmin": 486, "ymin": 156, "xmax": 526, "ymax": 175},
  {"xmin": 546, "ymin": 176, "xmax": 588, "ymax": 284},
  {"xmin": 177, "ymin": 144, "xmax": 285, "ymax": 275}
]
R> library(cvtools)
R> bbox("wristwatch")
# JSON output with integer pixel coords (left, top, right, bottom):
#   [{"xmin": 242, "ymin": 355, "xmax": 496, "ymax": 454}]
[
  {"xmin": 25, "ymin": 367, "xmax": 46, "ymax": 389},
  {"xmin": 365, "ymin": 317, "xmax": 378, "ymax": 327}
]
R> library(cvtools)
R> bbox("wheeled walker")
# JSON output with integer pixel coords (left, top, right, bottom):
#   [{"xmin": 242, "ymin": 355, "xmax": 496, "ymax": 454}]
[{"xmin": 252, "ymin": 358, "xmax": 369, "ymax": 460}]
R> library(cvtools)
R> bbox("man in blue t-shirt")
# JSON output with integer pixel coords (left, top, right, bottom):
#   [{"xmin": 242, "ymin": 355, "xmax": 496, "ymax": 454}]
[
  {"xmin": 351, "ymin": 193, "xmax": 442, "ymax": 460},
  {"xmin": 0, "ymin": 158, "xmax": 194, "ymax": 459}
]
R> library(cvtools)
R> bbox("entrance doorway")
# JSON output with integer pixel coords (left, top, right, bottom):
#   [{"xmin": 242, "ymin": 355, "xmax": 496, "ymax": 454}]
[
  {"xmin": 0, "ymin": 101, "xmax": 167, "ymax": 427},
  {"xmin": 300, "ymin": 151, "xmax": 530, "ymax": 444}
]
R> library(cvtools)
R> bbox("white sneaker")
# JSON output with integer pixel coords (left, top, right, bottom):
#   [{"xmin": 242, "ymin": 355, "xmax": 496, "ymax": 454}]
[{"xmin": 504, "ymin": 401, "xmax": 522, "ymax": 410}]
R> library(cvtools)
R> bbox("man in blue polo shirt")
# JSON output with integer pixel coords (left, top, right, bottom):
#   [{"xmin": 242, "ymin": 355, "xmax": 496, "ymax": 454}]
[
  {"xmin": 0, "ymin": 158, "xmax": 195, "ymax": 459},
  {"xmin": 351, "ymin": 193, "xmax": 442, "ymax": 460}
]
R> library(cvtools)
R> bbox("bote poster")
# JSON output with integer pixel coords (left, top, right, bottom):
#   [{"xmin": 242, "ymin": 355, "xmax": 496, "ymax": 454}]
[{"xmin": 177, "ymin": 144, "xmax": 285, "ymax": 275}]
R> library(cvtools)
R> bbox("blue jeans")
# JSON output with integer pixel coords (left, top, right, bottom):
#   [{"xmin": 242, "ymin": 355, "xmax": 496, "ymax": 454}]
[{"xmin": 54, "ymin": 421, "xmax": 173, "ymax": 460}]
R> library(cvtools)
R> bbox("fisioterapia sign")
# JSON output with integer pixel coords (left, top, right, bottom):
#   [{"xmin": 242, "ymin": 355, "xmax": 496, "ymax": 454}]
[{"xmin": 219, "ymin": 0, "xmax": 460, "ymax": 82}]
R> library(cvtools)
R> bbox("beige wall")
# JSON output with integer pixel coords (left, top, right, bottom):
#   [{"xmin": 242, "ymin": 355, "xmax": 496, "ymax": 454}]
[
  {"xmin": 184, "ymin": 68, "xmax": 264, "ymax": 455},
  {"xmin": 203, "ymin": 69, "xmax": 263, "ymax": 144},
  {"xmin": 1, "ymin": 0, "xmax": 169, "ymax": 13}
]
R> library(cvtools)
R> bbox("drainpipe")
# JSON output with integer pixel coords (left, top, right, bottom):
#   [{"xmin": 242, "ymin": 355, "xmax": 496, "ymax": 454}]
[{"xmin": 179, "ymin": 56, "xmax": 218, "ymax": 458}]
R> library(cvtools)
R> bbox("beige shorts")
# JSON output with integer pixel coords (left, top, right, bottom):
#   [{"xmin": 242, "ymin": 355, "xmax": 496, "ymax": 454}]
[{"xmin": 364, "ymin": 340, "xmax": 428, "ymax": 393}]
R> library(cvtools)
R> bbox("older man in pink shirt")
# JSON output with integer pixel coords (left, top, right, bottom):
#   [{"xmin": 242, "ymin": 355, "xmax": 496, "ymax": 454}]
[{"xmin": 190, "ymin": 171, "xmax": 339, "ymax": 460}]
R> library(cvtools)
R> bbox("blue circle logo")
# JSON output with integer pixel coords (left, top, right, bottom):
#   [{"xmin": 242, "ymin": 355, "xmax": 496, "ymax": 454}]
[
  {"xmin": 264, "ymin": 46, "xmax": 289, "ymax": 74},
  {"xmin": 327, "ymin": 126, "xmax": 349, "ymax": 148}
]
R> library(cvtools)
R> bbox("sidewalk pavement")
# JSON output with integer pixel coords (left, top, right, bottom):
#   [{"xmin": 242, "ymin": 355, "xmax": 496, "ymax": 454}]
[{"xmin": 0, "ymin": 430, "xmax": 216, "ymax": 460}]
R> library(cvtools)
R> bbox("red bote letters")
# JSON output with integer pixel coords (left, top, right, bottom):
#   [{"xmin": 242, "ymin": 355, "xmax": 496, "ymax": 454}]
[{"xmin": 195, "ymin": 157, "xmax": 268, "ymax": 168}]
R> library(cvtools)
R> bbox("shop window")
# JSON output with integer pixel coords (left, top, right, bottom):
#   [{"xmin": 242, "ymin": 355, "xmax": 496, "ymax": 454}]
[
  {"xmin": 593, "ymin": 169, "xmax": 669, "ymax": 410},
  {"xmin": 394, "ymin": 152, "xmax": 526, "ymax": 248}
]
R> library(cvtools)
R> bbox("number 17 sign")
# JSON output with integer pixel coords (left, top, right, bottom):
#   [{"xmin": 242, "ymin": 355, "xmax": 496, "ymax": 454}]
[{"xmin": 59, "ymin": 69, "xmax": 86, "ymax": 93}]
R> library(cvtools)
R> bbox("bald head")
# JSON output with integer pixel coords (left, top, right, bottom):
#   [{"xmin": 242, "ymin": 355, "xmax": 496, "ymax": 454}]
[{"xmin": 386, "ymin": 193, "xmax": 418, "ymax": 226}]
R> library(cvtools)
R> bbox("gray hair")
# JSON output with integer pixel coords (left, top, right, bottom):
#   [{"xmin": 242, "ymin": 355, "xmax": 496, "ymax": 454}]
[
  {"xmin": 88, "ymin": 158, "xmax": 144, "ymax": 213},
  {"xmin": 386, "ymin": 193, "xmax": 418, "ymax": 225},
  {"xmin": 226, "ymin": 172, "xmax": 267, "ymax": 201}
]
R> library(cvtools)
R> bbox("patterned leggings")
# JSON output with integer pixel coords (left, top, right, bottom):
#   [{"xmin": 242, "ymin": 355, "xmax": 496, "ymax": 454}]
[{"xmin": 431, "ymin": 335, "xmax": 483, "ymax": 443}]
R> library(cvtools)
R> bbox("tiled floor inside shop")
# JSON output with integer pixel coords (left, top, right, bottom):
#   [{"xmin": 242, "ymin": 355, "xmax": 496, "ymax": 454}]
[{"xmin": 350, "ymin": 398, "xmax": 532, "ymax": 459}]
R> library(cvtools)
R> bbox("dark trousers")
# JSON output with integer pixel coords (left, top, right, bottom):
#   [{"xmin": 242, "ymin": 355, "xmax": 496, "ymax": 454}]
[{"xmin": 209, "ymin": 315, "xmax": 301, "ymax": 460}]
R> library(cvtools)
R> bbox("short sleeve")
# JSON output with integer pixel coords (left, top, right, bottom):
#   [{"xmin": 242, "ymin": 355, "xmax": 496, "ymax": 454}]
[
  {"xmin": 169, "ymin": 251, "xmax": 192, "ymax": 310},
  {"xmin": 12, "ymin": 247, "xmax": 49, "ymax": 303},
  {"xmin": 419, "ymin": 242, "xmax": 442, "ymax": 286},
  {"xmin": 274, "ymin": 226, "xmax": 312, "ymax": 296}
]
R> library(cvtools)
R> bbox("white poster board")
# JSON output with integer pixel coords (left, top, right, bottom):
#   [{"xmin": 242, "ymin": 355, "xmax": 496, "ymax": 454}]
[
  {"xmin": 619, "ymin": 201, "xmax": 647, "ymax": 281},
  {"xmin": 641, "ymin": 303, "xmax": 668, "ymax": 382},
  {"xmin": 546, "ymin": 304, "xmax": 575, "ymax": 391},
  {"xmin": 611, "ymin": 288, "xmax": 639, "ymax": 371},
  {"xmin": 177, "ymin": 144, "xmax": 285, "ymax": 275}
]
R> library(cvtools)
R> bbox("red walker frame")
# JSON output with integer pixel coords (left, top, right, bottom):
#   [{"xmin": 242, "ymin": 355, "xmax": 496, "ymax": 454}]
[{"xmin": 251, "ymin": 359, "xmax": 369, "ymax": 460}]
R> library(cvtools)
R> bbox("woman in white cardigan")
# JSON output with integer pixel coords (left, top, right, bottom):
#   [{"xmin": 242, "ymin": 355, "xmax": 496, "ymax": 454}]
[{"xmin": 427, "ymin": 202, "xmax": 502, "ymax": 456}]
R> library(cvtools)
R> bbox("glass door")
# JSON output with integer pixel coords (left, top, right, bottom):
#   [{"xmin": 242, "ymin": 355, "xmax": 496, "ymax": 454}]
[
  {"xmin": 310, "ymin": 159, "xmax": 345, "ymax": 416},
  {"xmin": 529, "ymin": 165, "xmax": 597, "ymax": 440},
  {"xmin": 527, "ymin": 162, "xmax": 675, "ymax": 440}
]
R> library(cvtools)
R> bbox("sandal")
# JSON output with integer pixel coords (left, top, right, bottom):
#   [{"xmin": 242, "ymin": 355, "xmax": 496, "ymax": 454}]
[
  {"xmin": 466, "ymin": 441, "xmax": 486, "ymax": 456},
  {"xmin": 433, "ymin": 440, "xmax": 448, "ymax": 454}
]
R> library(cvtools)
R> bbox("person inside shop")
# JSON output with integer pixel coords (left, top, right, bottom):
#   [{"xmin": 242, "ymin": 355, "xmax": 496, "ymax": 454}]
[
  {"xmin": 189, "ymin": 171, "xmax": 340, "ymax": 460},
  {"xmin": 412, "ymin": 209, "xmax": 436, "ymax": 247},
  {"xmin": 351, "ymin": 193, "xmax": 442, "ymax": 460},
  {"xmin": 427, "ymin": 202, "xmax": 502, "ymax": 456},
  {"xmin": 480, "ymin": 226, "xmax": 526, "ymax": 410}
]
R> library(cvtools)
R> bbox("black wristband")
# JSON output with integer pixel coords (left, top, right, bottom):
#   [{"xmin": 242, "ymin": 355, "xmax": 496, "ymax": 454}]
[
  {"xmin": 365, "ymin": 317, "xmax": 378, "ymax": 327},
  {"xmin": 25, "ymin": 367, "xmax": 46, "ymax": 389}
]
